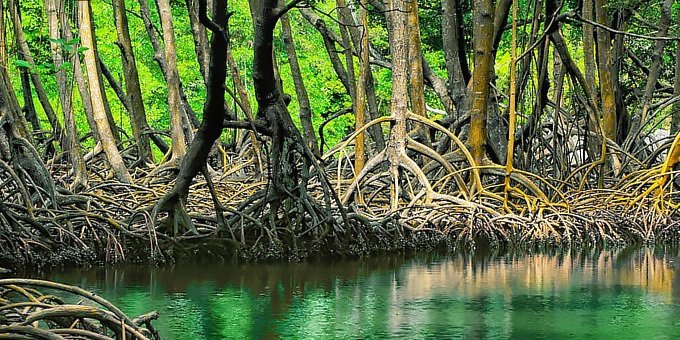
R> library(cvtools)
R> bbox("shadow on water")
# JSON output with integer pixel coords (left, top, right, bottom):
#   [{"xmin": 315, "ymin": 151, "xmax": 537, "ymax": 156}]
[{"xmin": 42, "ymin": 247, "xmax": 680, "ymax": 339}]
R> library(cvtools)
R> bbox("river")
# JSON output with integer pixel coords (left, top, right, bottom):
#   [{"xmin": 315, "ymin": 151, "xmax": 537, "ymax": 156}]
[{"xmin": 45, "ymin": 247, "xmax": 680, "ymax": 339}]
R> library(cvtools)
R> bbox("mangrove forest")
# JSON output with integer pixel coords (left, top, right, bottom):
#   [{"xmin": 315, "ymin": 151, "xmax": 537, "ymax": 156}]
[{"xmin": 0, "ymin": 0, "xmax": 679, "ymax": 337}]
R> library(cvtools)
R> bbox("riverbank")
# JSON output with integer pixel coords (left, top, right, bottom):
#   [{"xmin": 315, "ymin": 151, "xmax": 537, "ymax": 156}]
[
  {"xmin": 1, "ymin": 184, "xmax": 678, "ymax": 273},
  {"xmin": 1, "ymin": 151, "xmax": 679, "ymax": 273}
]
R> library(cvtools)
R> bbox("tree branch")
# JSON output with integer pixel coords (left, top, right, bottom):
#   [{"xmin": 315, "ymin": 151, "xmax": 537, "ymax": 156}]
[
  {"xmin": 273, "ymin": 0, "xmax": 307, "ymax": 19},
  {"xmin": 567, "ymin": 13, "xmax": 679, "ymax": 41}
]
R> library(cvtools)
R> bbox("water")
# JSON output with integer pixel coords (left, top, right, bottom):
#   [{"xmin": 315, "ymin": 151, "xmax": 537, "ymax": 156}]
[{"xmin": 45, "ymin": 248, "xmax": 680, "ymax": 339}]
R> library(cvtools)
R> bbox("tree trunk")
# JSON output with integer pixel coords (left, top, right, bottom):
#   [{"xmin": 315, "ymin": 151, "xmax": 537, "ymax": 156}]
[
  {"xmin": 441, "ymin": 0, "xmax": 469, "ymax": 115},
  {"xmin": 138, "ymin": 0, "xmax": 200, "ymax": 130},
  {"xmin": 345, "ymin": 3, "xmax": 386, "ymax": 150},
  {"xmin": 61, "ymin": 12, "xmax": 100, "ymax": 144},
  {"xmin": 672, "ymin": 15, "xmax": 680, "ymax": 136},
  {"xmin": 113, "ymin": 0, "xmax": 154, "ymax": 164},
  {"xmin": 48, "ymin": 0, "xmax": 87, "ymax": 190},
  {"xmin": 156, "ymin": 0, "xmax": 229, "ymax": 235},
  {"xmin": 582, "ymin": 0, "xmax": 598, "ymax": 109},
  {"xmin": 385, "ymin": 0, "xmax": 410, "ymax": 209},
  {"xmin": 594, "ymin": 0, "xmax": 617, "ymax": 142},
  {"xmin": 468, "ymin": 0, "xmax": 495, "ymax": 164},
  {"xmin": 249, "ymin": 0, "xmax": 342, "ymax": 230},
  {"xmin": 0, "ymin": 0, "xmax": 5, "ymax": 68},
  {"xmin": 406, "ymin": 0, "xmax": 428, "ymax": 143},
  {"xmin": 626, "ymin": 0, "xmax": 672, "ymax": 147},
  {"xmin": 157, "ymin": 0, "xmax": 189, "ymax": 162},
  {"xmin": 185, "ymin": 0, "xmax": 210, "ymax": 83},
  {"xmin": 19, "ymin": 69, "xmax": 40, "ymax": 133},
  {"xmin": 0, "ymin": 0, "xmax": 29, "ymax": 142},
  {"xmin": 79, "ymin": 0, "xmax": 132, "ymax": 184},
  {"xmin": 280, "ymin": 9, "xmax": 319, "ymax": 156},
  {"xmin": 9, "ymin": 0, "xmax": 65, "ymax": 149},
  {"xmin": 354, "ymin": 0, "xmax": 370, "ymax": 174}
]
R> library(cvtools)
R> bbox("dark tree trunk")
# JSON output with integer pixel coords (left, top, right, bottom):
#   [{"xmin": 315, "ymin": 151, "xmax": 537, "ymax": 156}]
[
  {"xmin": 280, "ymin": 9, "xmax": 319, "ymax": 156},
  {"xmin": 19, "ymin": 69, "xmax": 40, "ymax": 133},
  {"xmin": 156, "ymin": 0, "xmax": 229, "ymax": 235}
]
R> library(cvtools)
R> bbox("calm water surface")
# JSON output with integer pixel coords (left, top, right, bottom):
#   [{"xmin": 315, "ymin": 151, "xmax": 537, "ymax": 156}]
[{"xmin": 45, "ymin": 248, "xmax": 680, "ymax": 339}]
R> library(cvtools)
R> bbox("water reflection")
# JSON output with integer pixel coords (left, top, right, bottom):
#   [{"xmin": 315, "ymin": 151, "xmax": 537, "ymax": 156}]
[{"xmin": 45, "ymin": 247, "xmax": 680, "ymax": 339}]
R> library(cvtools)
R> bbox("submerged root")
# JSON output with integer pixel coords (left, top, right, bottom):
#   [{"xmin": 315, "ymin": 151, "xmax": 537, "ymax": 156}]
[{"xmin": 0, "ymin": 279, "xmax": 160, "ymax": 340}]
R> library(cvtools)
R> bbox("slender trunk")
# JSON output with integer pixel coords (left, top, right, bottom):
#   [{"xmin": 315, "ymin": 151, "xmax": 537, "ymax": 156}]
[
  {"xmin": 99, "ymin": 59, "xmax": 132, "ymax": 114},
  {"xmin": 161, "ymin": 0, "xmax": 228, "ymax": 217},
  {"xmin": 441, "ymin": 0, "xmax": 468, "ymax": 114},
  {"xmin": 594, "ymin": 0, "xmax": 617, "ymax": 141},
  {"xmin": 627, "ymin": 0, "xmax": 672, "ymax": 145},
  {"xmin": 280, "ymin": 10, "xmax": 319, "ymax": 156},
  {"xmin": 79, "ymin": 0, "xmax": 132, "ymax": 183},
  {"xmin": 10, "ymin": 0, "xmax": 64, "ymax": 149},
  {"xmin": 336, "ymin": 0, "xmax": 357, "ymax": 103},
  {"xmin": 345, "ymin": 3, "xmax": 386, "ymax": 150},
  {"xmin": 468, "ymin": 0, "xmax": 495, "ymax": 164},
  {"xmin": 139, "ymin": 0, "xmax": 200, "ymax": 130},
  {"xmin": 406, "ymin": 0, "xmax": 428, "ymax": 143},
  {"xmin": 19, "ymin": 69, "xmax": 40, "ymax": 132},
  {"xmin": 337, "ymin": 0, "xmax": 363, "ymax": 167},
  {"xmin": 552, "ymin": 53, "xmax": 566, "ymax": 178},
  {"xmin": 156, "ymin": 0, "xmax": 188, "ymax": 160},
  {"xmin": 113, "ymin": 0, "xmax": 153, "ymax": 163},
  {"xmin": 611, "ymin": 10, "xmax": 631, "ymax": 142},
  {"xmin": 185, "ymin": 0, "xmax": 210, "ymax": 83},
  {"xmin": 672, "ymin": 22, "xmax": 680, "ymax": 136},
  {"xmin": 83, "ymin": 8, "xmax": 120, "ymax": 142},
  {"xmin": 49, "ymin": 0, "xmax": 87, "ymax": 189},
  {"xmin": 519, "ymin": 0, "xmax": 552, "ymax": 143},
  {"xmin": 299, "ymin": 8, "xmax": 384, "ymax": 150},
  {"xmin": 385, "ymin": 0, "xmax": 410, "ymax": 210},
  {"xmin": 61, "ymin": 11, "xmax": 100, "ymax": 143},
  {"xmin": 354, "ymin": 0, "xmax": 370, "ymax": 173},
  {"xmin": 226, "ymin": 45, "xmax": 264, "ymax": 171},
  {"xmin": 0, "ymin": 0, "xmax": 5, "ymax": 68},
  {"xmin": 582, "ymin": 0, "xmax": 598, "ymax": 109},
  {"xmin": 0, "ymin": 0, "xmax": 29, "ymax": 142}
]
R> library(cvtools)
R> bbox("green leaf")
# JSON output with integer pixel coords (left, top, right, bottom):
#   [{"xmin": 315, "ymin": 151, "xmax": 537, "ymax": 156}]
[
  {"xmin": 59, "ymin": 62, "xmax": 72, "ymax": 71},
  {"xmin": 14, "ymin": 60, "xmax": 31, "ymax": 68},
  {"xmin": 77, "ymin": 47, "xmax": 89, "ymax": 53},
  {"xmin": 48, "ymin": 38, "xmax": 66, "ymax": 45}
]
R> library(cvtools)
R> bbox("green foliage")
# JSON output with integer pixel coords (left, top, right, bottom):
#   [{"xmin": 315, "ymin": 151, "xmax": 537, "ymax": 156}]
[{"xmin": 8, "ymin": 0, "xmax": 677, "ymax": 163}]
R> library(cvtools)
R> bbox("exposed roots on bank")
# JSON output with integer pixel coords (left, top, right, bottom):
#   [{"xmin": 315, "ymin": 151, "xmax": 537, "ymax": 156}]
[{"xmin": 0, "ymin": 130, "xmax": 679, "ymax": 271}]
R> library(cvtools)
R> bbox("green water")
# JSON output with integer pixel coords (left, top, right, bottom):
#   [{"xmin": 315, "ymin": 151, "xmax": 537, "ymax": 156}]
[{"xmin": 46, "ymin": 248, "xmax": 680, "ymax": 339}]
